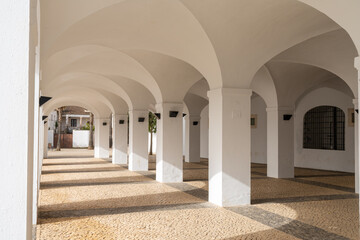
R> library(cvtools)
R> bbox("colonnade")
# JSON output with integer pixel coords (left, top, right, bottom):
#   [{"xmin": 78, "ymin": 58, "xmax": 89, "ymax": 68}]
[{"xmin": 1, "ymin": 2, "xmax": 360, "ymax": 239}]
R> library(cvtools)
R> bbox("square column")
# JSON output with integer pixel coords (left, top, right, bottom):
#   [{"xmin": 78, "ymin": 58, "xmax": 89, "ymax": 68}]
[
  {"xmin": 266, "ymin": 107, "xmax": 294, "ymax": 178},
  {"xmin": 354, "ymin": 57, "xmax": 360, "ymax": 194},
  {"xmin": 43, "ymin": 121, "xmax": 48, "ymax": 159},
  {"xmin": 185, "ymin": 115, "xmax": 201, "ymax": 163},
  {"xmin": 112, "ymin": 114, "xmax": 128, "ymax": 164},
  {"xmin": 353, "ymin": 99, "xmax": 359, "ymax": 193},
  {"xmin": 0, "ymin": 0, "xmax": 36, "ymax": 238},
  {"xmin": 94, "ymin": 118, "xmax": 110, "ymax": 158},
  {"xmin": 156, "ymin": 103, "xmax": 184, "ymax": 182},
  {"xmin": 208, "ymin": 88, "xmax": 252, "ymax": 206},
  {"xmin": 129, "ymin": 110, "xmax": 149, "ymax": 171}
]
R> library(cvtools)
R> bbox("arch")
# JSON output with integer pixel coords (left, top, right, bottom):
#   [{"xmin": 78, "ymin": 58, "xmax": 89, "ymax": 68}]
[
  {"xmin": 41, "ymin": 0, "xmax": 222, "ymax": 89},
  {"xmin": 43, "ymin": 45, "xmax": 162, "ymax": 103},
  {"xmin": 295, "ymin": 78, "xmax": 354, "ymax": 107},
  {"xmin": 294, "ymin": 87, "xmax": 355, "ymax": 173},
  {"xmin": 43, "ymin": 72, "xmax": 134, "ymax": 109},
  {"xmin": 186, "ymin": 78, "xmax": 209, "ymax": 100},
  {"xmin": 250, "ymin": 65, "xmax": 278, "ymax": 108},
  {"xmin": 271, "ymin": 29, "xmax": 358, "ymax": 97},
  {"xmin": 46, "ymin": 87, "xmax": 116, "ymax": 117},
  {"xmin": 183, "ymin": 93, "xmax": 208, "ymax": 116},
  {"xmin": 44, "ymin": 98, "xmax": 101, "ymax": 117},
  {"xmin": 265, "ymin": 61, "xmax": 353, "ymax": 107},
  {"xmin": 296, "ymin": 0, "xmax": 360, "ymax": 54},
  {"xmin": 181, "ymin": 0, "xmax": 341, "ymax": 88},
  {"xmin": 123, "ymin": 49, "xmax": 204, "ymax": 102}
]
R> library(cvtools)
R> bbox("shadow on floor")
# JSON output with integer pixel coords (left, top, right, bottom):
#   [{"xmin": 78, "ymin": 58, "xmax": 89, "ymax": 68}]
[{"xmin": 41, "ymin": 167, "xmax": 125, "ymax": 174}]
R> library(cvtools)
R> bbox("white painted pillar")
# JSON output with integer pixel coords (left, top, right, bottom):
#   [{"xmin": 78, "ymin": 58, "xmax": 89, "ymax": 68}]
[
  {"xmin": 112, "ymin": 114, "xmax": 128, "ymax": 164},
  {"xmin": 32, "ymin": 91, "xmax": 40, "ymax": 229},
  {"xmin": 38, "ymin": 119, "xmax": 44, "ymax": 167},
  {"xmin": 200, "ymin": 106, "xmax": 209, "ymax": 159},
  {"xmin": 354, "ymin": 56, "xmax": 360, "ymax": 193},
  {"xmin": 43, "ymin": 121, "xmax": 48, "ymax": 159},
  {"xmin": 34, "ymin": 116, "xmax": 43, "ymax": 227},
  {"xmin": 94, "ymin": 118, "xmax": 110, "ymax": 158},
  {"xmin": 156, "ymin": 103, "xmax": 184, "ymax": 182},
  {"xmin": 185, "ymin": 115, "xmax": 201, "ymax": 163},
  {"xmin": 208, "ymin": 88, "xmax": 252, "ymax": 206},
  {"xmin": 353, "ymin": 99, "xmax": 359, "ymax": 193},
  {"xmin": 0, "ymin": 0, "xmax": 36, "ymax": 238},
  {"xmin": 266, "ymin": 107, "xmax": 294, "ymax": 178},
  {"xmin": 129, "ymin": 110, "xmax": 148, "ymax": 171}
]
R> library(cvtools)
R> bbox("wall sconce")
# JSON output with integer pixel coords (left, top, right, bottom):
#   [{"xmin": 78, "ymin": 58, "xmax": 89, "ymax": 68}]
[
  {"xmin": 283, "ymin": 114, "xmax": 293, "ymax": 121},
  {"xmin": 193, "ymin": 121, "xmax": 199, "ymax": 126},
  {"xmin": 119, "ymin": 120, "xmax": 125, "ymax": 124},
  {"xmin": 183, "ymin": 113, "xmax": 187, "ymax": 117},
  {"xmin": 42, "ymin": 116, "xmax": 48, "ymax": 120},
  {"xmin": 169, "ymin": 111, "xmax": 179, "ymax": 118},
  {"xmin": 39, "ymin": 96, "xmax": 52, "ymax": 107},
  {"xmin": 155, "ymin": 113, "xmax": 161, "ymax": 119},
  {"xmin": 138, "ymin": 117, "xmax": 145, "ymax": 122}
]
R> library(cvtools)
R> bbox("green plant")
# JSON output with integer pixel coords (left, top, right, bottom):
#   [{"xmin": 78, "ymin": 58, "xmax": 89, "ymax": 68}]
[
  {"xmin": 149, "ymin": 112, "xmax": 157, "ymax": 155},
  {"xmin": 148, "ymin": 112, "xmax": 157, "ymax": 134},
  {"xmin": 81, "ymin": 122, "xmax": 95, "ymax": 131}
]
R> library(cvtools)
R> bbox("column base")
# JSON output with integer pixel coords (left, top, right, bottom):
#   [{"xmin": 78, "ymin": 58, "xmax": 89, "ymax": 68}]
[{"xmin": 129, "ymin": 154, "xmax": 148, "ymax": 171}]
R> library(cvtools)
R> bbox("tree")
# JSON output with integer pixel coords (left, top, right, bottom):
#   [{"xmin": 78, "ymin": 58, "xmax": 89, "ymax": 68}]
[
  {"xmin": 88, "ymin": 113, "xmax": 94, "ymax": 150},
  {"xmin": 56, "ymin": 107, "xmax": 63, "ymax": 151},
  {"xmin": 148, "ymin": 112, "xmax": 157, "ymax": 155}
]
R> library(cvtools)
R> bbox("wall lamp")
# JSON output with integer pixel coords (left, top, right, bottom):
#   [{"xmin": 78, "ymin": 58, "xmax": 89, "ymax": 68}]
[
  {"xmin": 119, "ymin": 120, "xmax": 125, "ymax": 124},
  {"xmin": 283, "ymin": 114, "xmax": 293, "ymax": 121},
  {"xmin": 169, "ymin": 111, "xmax": 179, "ymax": 118},
  {"xmin": 138, "ymin": 117, "xmax": 145, "ymax": 122},
  {"xmin": 39, "ymin": 96, "xmax": 52, "ymax": 107},
  {"xmin": 154, "ymin": 113, "xmax": 161, "ymax": 119}
]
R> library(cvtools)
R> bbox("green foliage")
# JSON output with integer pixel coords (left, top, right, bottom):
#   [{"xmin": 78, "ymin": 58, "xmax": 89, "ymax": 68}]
[
  {"xmin": 148, "ymin": 112, "xmax": 157, "ymax": 133},
  {"xmin": 81, "ymin": 122, "xmax": 95, "ymax": 131}
]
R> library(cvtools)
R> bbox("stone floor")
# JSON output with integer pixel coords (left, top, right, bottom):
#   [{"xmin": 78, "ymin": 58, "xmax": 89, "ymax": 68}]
[{"xmin": 37, "ymin": 149, "xmax": 359, "ymax": 240}]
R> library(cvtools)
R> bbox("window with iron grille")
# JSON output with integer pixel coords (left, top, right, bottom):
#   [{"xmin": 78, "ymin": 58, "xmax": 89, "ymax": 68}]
[
  {"xmin": 303, "ymin": 106, "xmax": 345, "ymax": 150},
  {"xmin": 71, "ymin": 119, "xmax": 77, "ymax": 127}
]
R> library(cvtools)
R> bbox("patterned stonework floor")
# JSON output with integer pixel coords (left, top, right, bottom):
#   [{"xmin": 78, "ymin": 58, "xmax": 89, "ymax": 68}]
[{"xmin": 36, "ymin": 149, "xmax": 359, "ymax": 240}]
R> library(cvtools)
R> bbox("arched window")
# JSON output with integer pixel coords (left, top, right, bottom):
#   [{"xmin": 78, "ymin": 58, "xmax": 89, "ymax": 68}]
[{"xmin": 303, "ymin": 106, "xmax": 345, "ymax": 150}]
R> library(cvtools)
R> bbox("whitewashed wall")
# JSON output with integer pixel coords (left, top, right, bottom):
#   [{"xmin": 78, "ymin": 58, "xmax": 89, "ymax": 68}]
[
  {"xmin": 73, "ymin": 130, "xmax": 90, "ymax": 148},
  {"xmin": 294, "ymin": 87, "xmax": 354, "ymax": 173},
  {"xmin": 47, "ymin": 130, "xmax": 54, "ymax": 147},
  {"xmin": 251, "ymin": 95, "xmax": 267, "ymax": 164},
  {"xmin": 200, "ymin": 105, "xmax": 209, "ymax": 158}
]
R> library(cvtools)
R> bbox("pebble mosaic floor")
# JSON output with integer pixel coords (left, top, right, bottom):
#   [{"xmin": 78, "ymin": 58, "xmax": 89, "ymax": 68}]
[{"xmin": 37, "ymin": 149, "xmax": 360, "ymax": 240}]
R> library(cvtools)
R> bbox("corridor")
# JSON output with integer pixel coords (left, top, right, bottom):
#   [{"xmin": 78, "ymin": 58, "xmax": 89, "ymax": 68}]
[{"xmin": 37, "ymin": 149, "xmax": 358, "ymax": 240}]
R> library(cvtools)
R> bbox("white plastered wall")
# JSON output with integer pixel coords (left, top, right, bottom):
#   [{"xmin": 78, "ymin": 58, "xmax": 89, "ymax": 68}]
[
  {"xmin": 73, "ymin": 130, "xmax": 90, "ymax": 148},
  {"xmin": 294, "ymin": 87, "xmax": 354, "ymax": 173}
]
